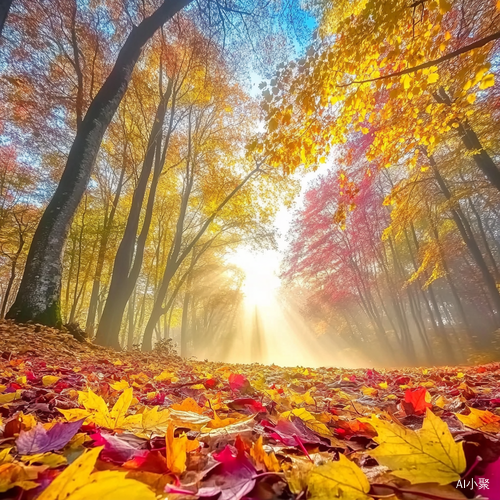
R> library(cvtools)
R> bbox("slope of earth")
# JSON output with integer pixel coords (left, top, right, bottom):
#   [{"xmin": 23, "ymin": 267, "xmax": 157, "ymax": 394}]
[{"xmin": 0, "ymin": 320, "xmax": 499, "ymax": 499}]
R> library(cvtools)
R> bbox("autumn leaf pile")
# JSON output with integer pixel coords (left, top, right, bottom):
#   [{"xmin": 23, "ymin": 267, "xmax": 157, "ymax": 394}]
[{"xmin": 0, "ymin": 321, "xmax": 499, "ymax": 499}]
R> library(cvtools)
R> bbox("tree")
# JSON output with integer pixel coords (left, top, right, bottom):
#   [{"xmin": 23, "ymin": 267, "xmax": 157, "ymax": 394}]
[{"xmin": 7, "ymin": 0, "xmax": 191, "ymax": 326}]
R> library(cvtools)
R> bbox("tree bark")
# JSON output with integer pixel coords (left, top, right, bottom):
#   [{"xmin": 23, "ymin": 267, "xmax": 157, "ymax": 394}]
[{"xmin": 7, "ymin": 0, "xmax": 191, "ymax": 327}]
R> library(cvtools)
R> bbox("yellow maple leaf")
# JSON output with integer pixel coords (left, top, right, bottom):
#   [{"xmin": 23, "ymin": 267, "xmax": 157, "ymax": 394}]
[
  {"xmin": 362, "ymin": 409, "xmax": 466, "ymax": 484},
  {"xmin": 75, "ymin": 388, "xmax": 140, "ymax": 430},
  {"xmin": 110, "ymin": 380, "xmax": 129, "ymax": 391},
  {"xmin": 361, "ymin": 386, "xmax": 378, "ymax": 397},
  {"xmin": 479, "ymin": 74, "xmax": 495, "ymax": 90},
  {"xmin": 0, "ymin": 448, "xmax": 13, "ymax": 464},
  {"xmin": 42, "ymin": 376, "xmax": 60, "ymax": 387},
  {"xmin": 171, "ymin": 397, "xmax": 204, "ymax": 414},
  {"xmin": 21, "ymin": 453, "xmax": 67, "ymax": 468},
  {"xmin": 37, "ymin": 447, "xmax": 155, "ymax": 500},
  {"xmin": 456, "ymin": 408, "xmax": 500, "ymax": 433},
  {"xmin": 290, "ymin": 390, "xmax": 315, "ymax": 406},
  {"xmin": 250, "ymin": 436, "xmax": 280, "ymax": 472},
  {"xmin": 308, "ymin": 454, "xmax": 370, "ymax": 500},
  {"xmin": 0, "ymin": 391, "xmax": 22, "ymax": 405},
  {"xmin": 154, "ymin": 371, "xmax": 178, "ymax": 382},
  {"xmin": 0, "ymin": 463, "xmax": 39, "ymax": 493},
  {"xmin": 427, "ymin": 73, "xmax": 439, "ymax": 84},
  {"xmin": 281, "ymin": 408, "xmax": 333, "ymax": 437},
  {"xmin": 378, "ymin": 382, "xmax": 388, "ymax": 389},
  {"xmin": 59, "ymin": 408, "xmax": 91, "ymax": 422},
  {"xmin": 165, "ymin": 425, "xmax": 199, "ymax": 475},
  {"xmin": 120, "ymin": 406, "xmax": 171, "ymax": 438}
]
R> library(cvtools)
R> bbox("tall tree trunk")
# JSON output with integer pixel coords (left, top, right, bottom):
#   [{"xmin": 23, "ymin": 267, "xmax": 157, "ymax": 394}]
[
  {"xmin": 427, "ymin": 154, "xmax": 500, "ymax": 320},
  {"xmin": 85, "ymin": 152, "xmax": 127, "ymax": 335},
  {"xmin": 127, "ymin": 288, "xmax": 135, "ymax": 349},
  {"xmin": 64, "ymin": 236, "xmax": 77, "ymax": 323},
  {"xmin": 0, "ymin": 0, "xmax": 13, "ymax": 38},
  {"xmin": 96, "ymin": 81, "xmax": 174, "ymax": 347},
  {"xmin": 0, "ymin": 235, "xmax": 24, "ymax": 318},
  {"xmin": 7, "ymin": 0, "xmax": 190, "ymax": 327},
  {"xmin": 468, "ymin": 197, "xmax": 500, "ymax": 280},
  {"xmin": 141, "ymin": 163, "xmax": 261, "ymax": 351},
  {"xmin": 69, "ymin": 197, "xmax": 87, "ymax": 323},
  {"xmin": 434, "ymin": 87, "xmax": 500, "ymax": 192},
  {"xmin": 180, "ymin": 255, "xmax": 195, "ymax": 357}
]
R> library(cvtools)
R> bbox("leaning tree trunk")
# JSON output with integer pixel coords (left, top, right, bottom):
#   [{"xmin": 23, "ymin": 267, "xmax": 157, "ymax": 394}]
[
  {"xmin": 427, "ymin": 154, "xmax": 500, "ymax": 319},
  {"xmin": 7, "ymin": 0, "xmax": 191, "ymax": 327},
  {"xmin": 434, "ymin": 87, "xmax": 500, "ymax": 192}
]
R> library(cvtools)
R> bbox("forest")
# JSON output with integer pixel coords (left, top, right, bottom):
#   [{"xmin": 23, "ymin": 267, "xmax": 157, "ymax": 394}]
[{"xmin": 0, "ymin": 0, "xmax": 500, "ymax": 499}]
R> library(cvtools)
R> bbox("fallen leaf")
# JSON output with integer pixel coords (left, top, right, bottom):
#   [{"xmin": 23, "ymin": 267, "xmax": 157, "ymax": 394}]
[
  {"xmin": 0, "ymin": 462, "xmax": 39, "ymax": 493},
  {"xmin": 42, "ymin": 375, "xmax": 60, "ymax": 386},
  {"xmin": 456, "ymin": 407, "xmax": 500, "ymax": 433},
  {"xmin": 37, "ymin": 446, "xmax": 156, "ymax": 500},
  {"xmin": 166, "ymin": 424, "xmax": 199, "ymax": 475},
  {"xmin": 362, "ymin": 409, "xmax": 466, "ymax": 484},
  {"xmin": 17, "ymin": 419, "xmax": 84, "ymax": 455},
  {"xmin": 308, "ymin": 454, "xmax": 371, "ymax": 500}
]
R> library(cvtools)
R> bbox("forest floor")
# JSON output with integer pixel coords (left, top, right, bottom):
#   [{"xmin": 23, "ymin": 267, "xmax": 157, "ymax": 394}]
[{"xmin": 0, "ymin": 320, "xmax": 499, "ymax": 499}]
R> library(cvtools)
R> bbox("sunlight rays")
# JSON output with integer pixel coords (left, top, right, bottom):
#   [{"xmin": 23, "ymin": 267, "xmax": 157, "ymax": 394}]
[{"xmin": 219, "ymin": 249, "xmax": 367, "ymax": 368}]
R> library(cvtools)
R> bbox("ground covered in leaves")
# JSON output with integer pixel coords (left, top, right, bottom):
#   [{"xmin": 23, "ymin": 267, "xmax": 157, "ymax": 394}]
[{"xmin": 0, "ymin": 321, "xmax": 499, "ymax": 500}]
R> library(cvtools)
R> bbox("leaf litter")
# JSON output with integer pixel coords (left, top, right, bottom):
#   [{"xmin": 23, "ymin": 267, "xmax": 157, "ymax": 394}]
[{"xmin": 0, "ymin": 321, "xmax": 499, "ymax": 499}]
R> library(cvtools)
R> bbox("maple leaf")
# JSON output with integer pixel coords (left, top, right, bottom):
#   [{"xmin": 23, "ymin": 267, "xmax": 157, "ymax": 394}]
[
  {"xmin": 456, "ymin": 407, "xmax": 500, "ymax": 433},
  {"xmin": 120, "ymin": 406, "xmax": 171, "ymax": 438},
  {"xmin": 109, "ymin": 380, "xmax": 129, "ymax": 391},
  {"xmin": 76, "ymin": 388, "xmax": 142, "ymax": 430},
  {"xmin": 17, "ymin": 419, "xmax": 84, "ymax": 454},
  {"xmin": 0, "ymin": 391, "xmax": 22, "ymax": 405},
  {"xmin": 199, "ymin": 446, "xmax": 257, "ymax": 500},
  {"xmin": 42, "ymin": 375, "xmax": 60, "ymax": 386},
  {"xmin": 170, "ymin": 397, "xmax": 204, "ymax": 414},
  {"xmin": 250, "ymin": 436, "xmax": 280, "ymax": 472},
  {"xmin": 228, "ymin": 373, "xmax": 253, "ymax": 394},
  {"xmin": 362, "ymin": 409, "xmax": 466, "ymax": 484},
  {"xmin": 281, "ymin": 408, "xmax": 333, "ymax": 437},
  {"xmin": 308, "ymin": 454, "xmax": 371, "ymax": 500},
  {"xmin": 402, "ymin": 387, "xmax": 432, "ymax": 416},
  {"xmin": 0, "ymin": 462, "xmax": 39, "ymax": 493},
  {"xmin": 36, "ymin": 446, "xmax": 156, "ymax": 500},
  {"xmin": 91, "ymin": 432, "xmax": 147, "ymax": 463},
  {"xmin": 165, "ymin": 424, "xmax": 199, "ymax": 475},
  {"xmin": 169, "ymin": 409, "xmax": 212, "ymax": 431},
  {"xmin": 21, "ymin": 453, "xmax": 67, "ymax": 468}
]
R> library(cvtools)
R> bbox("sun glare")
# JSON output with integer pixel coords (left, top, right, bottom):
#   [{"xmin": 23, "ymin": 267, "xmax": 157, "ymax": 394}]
[
  {"xmin": 229, "ymin": 249, "xmax": 280, "ymax": 306},
  {"xmin": 223, "ymin": 248, "xmax": 365, "ymax": 368}
]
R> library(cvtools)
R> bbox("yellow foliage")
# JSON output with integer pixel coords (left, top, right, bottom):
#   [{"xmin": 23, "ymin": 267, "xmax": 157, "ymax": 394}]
[
  {"xmin": 362, "ymin": 410, "xmax": 466, "ymax": 484},
  {"xmin": 250, "ymin": 436, "xmax": 280, "ymax": 472},
  {"xmin": 37, "ymin": 447, "xmax": 155, "ymax": 500},
  {"xmin": 308, "ymin": 454, "xmax": 370, "ymax": 500},
  {"xmin": 165, "ymin": 425, "xmax": 199, "ymax": 475},
  {"xmin": 456, "ymin": 407, "xmax": 500, "ymax": 433}
]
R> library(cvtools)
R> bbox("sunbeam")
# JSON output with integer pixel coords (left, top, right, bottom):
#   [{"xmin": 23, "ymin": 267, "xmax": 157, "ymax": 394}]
[{"xmin": 219, "ymin": 249, "xmax": 367, "ymax": 368}]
